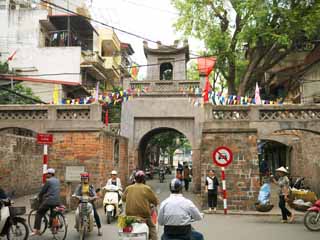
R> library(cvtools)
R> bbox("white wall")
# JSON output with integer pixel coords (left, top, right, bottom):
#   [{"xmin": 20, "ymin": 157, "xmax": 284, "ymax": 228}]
[
  {"xmin": 11, "ymin": 47, "xmax": 82, "ymax": 84},
  {"xmin": 0, "ymin": 8, "xmax": 82, "ymax": 85}
]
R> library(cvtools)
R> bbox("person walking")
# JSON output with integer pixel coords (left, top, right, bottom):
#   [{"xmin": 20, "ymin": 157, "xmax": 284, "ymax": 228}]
[
  {"xmin": 272, "ymin": 166, "xmax": 294, "ymax": 223},
  {"xmin": 122, "ymin": 170, "xmax": 159, "ymax": 240},
  {"xmin": 31, "ymin": 168, "xmax": 60, "ymax": 236},
  {"xmin": 205, "ymin": 169, "xmax": 220, "ymax": 213},
  {"xmin": 183, "ymin": 164, "xmax": 190, "ymax": 191}
]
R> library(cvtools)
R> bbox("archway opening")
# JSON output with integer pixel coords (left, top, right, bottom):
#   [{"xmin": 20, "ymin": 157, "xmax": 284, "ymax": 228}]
[
  {"xmin": 138, "ymin": 127, "xmax": 191, "ymax": 172},
  {"xmin": 160, "ymin": 62, "xmax": 173, "ymax": 80},
  {"xmin": 258, "ymin": 139, "xmax": 291, "ymax": 177}
]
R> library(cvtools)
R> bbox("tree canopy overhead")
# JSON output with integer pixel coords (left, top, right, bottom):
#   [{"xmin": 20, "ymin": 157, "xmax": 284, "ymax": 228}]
[{"xmin": 172, "ymin": 0, "xmax": 320, "ymax": 96}]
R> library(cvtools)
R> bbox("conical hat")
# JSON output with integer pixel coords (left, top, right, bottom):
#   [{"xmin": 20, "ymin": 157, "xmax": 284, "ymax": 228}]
[{"xmin": 276, "ymin": 166, "xmax": 288, "ymax": 173}]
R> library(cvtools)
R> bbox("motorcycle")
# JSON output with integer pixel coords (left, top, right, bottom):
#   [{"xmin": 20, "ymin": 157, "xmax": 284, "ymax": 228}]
[
  {"xmin": 73, "ymin": 195, "xmax": 95, "ymax": 240},
  {"xmin": 0, "ymin": 198, "xmax": 29, "ymax": 240},
  {"xmin": 103, "ymin": 185, "xmax": 122, "ymax": 224},
  {"xmin": 159, "ymin": 168, "xmax": 165, "ymax": 183},
  {"xmin": 145, "ymin": 168, "xmax": 153, "ymax": 180},
  {"xmin": 304, "ymin": 199, "xmax": 320, "ymax": 231}
]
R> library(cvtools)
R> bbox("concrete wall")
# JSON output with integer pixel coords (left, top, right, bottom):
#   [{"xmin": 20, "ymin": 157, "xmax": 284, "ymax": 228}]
[
  {"xmin": 0, "ymin": 133, "xmax": 43, "ymax": 196},
  {"xmin": 0, "ymin": 8, "xmax": 47, "ymax": 53},
  {"xmin": 302, "ymin": 61, "xmax": 320, "ymax": 103},
  {"xmin": 146, "ymin": 52, "xmax": 187, "ymax": 80}
]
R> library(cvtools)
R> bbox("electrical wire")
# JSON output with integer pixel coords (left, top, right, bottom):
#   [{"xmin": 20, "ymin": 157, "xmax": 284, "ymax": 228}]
[
  {"xmin": 0, "ymin": 86, "xmax": 47, "ymax": 104},
  {"xmin": 39, "ymin": 0, "xmax": 201, "ymax": 57}
]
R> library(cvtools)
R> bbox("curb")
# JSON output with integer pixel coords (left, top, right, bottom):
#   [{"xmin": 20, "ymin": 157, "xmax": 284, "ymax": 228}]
[{"xmin": 202, "ymin": 210, "xmax": 304, "ymax": 217}]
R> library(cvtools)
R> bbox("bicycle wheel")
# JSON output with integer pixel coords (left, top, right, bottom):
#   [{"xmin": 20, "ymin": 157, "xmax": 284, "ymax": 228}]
[
  {"xmin": 27, "ymin": 209, "xmax": 48, "ymax": 234},
  {"xmin": 6, "ymin": 217, "xmax": 29, "ymax": 240},
  {"xmin": 52, "ymin": 212, "xmax": 67, "ymax": 240}
]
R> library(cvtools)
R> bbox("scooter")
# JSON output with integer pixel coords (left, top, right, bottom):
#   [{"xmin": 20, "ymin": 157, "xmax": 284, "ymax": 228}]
[
  {"xmin": 304, "ymin": 199, "xmax": 320, "ymax": 231},
  {"xmin": 103, "ymin": 185, "xmax": 122, "ymax": 224},
  {"xmin": 0, "ymin": 198, "xmax": 29, "ymax": 240},
  {"xmin": 159, "ymin": 168, "xmax": 165, "ymax": 183},
  {"xmin": 73, "ymin": 195, "xmax": 95, "ymax": 240}
]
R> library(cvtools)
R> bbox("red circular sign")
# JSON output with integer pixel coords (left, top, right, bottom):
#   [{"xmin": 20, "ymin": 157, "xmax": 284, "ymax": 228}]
[{"xmin": 212, "ymin": 146, "xmax": 233, "ymax": 167}]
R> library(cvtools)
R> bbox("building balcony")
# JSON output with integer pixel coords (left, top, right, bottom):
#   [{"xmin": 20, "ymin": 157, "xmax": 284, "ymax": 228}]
[
  {"xmin": 103, "ymin": 56, "xmax": 121, "ymax": 80},
  {"xmin": 81, "ymin": 51, "xmax": 109, "ymax": 82},
  {"xmin": 99, "ymin": 29, "xmax": 121, "ymax": 57}
]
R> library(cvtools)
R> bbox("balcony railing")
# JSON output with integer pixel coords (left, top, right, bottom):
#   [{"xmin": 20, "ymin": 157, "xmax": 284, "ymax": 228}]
[{"xmin": 81, "ymin": 51, "xmax": 105, "ymax": 67}]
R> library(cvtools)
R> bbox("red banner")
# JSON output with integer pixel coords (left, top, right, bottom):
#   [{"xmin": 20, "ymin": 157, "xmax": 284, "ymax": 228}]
[{"xmin": 197, "ymin": 57, "xmax": 217, "ymax": 102}]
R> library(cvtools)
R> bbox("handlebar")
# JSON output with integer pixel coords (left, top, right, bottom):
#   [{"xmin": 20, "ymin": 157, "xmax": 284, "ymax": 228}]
[{"xmin": 72, "ymin": 195, "xmax": 97, "ymax": 202}]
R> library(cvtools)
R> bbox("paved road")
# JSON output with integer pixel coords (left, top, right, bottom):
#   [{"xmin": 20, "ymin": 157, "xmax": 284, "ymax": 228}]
[{"xmin": 24, "ymin": 175, "xmax": 318, "ymax": 240}]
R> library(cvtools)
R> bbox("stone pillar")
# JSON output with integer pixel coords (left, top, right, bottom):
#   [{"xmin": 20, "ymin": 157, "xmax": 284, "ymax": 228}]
[{"xmin": 192, "ymin": 148, "xmax": 201, "ymax": 193}]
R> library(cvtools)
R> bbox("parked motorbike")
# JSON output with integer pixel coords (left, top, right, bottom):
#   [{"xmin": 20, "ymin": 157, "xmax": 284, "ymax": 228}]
[
  {"xmin": 73, "ymin": 195, "xmax": 95, "ymax": 240},
  {"xmin": 159, "ymin": 168, "xmax": 165, "ymax": 183},
  {"xmin": 0, "ymin": 198, "xmax": 29, "ymax": 240},
  {"xmin": 145, "ymin": 168, "xmax": 153, "ymax": 180},
  {"xmin": 304, "ymin": 199, "xmax": 320, "ymax": 231},
  {"xmin": 103, "ymin": 185, "xmax": 122, "ymax": 224}
]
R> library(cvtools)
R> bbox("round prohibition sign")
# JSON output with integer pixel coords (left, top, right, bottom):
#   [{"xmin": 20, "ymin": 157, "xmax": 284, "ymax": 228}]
[{"xmin": 212, "ymin": 146, "xmax": 233, "ymax": 167}]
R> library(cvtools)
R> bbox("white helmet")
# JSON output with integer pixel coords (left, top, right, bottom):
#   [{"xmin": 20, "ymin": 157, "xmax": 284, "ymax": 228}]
[
  {"xmin": 111, "ymin": 170, "xmax": 117, "ymax": 175},
  {"xmin": 46, "ymin": 168, "xmax": 55, "ymax": 174}
]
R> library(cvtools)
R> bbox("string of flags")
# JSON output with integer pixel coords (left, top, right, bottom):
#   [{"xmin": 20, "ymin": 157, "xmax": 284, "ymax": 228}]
[{"xmin": 52, "ymin": 86, "xmax": 283, "ymax": 107}]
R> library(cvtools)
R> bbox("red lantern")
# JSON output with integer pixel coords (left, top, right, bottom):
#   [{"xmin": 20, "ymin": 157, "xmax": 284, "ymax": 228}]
[{"xmin": 197, "ymin": 57, "xmax": 217, "ymax": 102}]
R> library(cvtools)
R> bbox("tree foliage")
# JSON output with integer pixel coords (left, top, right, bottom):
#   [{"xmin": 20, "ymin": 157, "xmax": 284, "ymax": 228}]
[
  {"xmin": 172, "ymin": 0, "xmax": 320, "ymax": 96},
  {"xmin": 0, "ymin": 83, "xmax": 41, "ymax": 104},
  {"xmin": 147, "ymin": 131, "xmax": 191, "ymax": 160}
]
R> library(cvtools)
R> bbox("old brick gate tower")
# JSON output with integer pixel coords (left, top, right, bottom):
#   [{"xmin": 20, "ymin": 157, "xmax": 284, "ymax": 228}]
[
  {"xmin": 121, "ymin": 40, "xmax": 320, "ymax": 210},
  {"xmin": 1, "ymin": 41, "xmax": 320, "ymax": 210}
]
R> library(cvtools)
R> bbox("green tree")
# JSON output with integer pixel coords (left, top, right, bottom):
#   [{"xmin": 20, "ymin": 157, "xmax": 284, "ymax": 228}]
[
  {"xmin": 146, "ymin": 131, "xmax": 191, "ymax": 164},
  {"xmin": 172, "ymin": 0, "xmax": 320, "ymax": 96},
  {"xmin": 0, "ymin": 83, "xmax": 41, "ymax": 104}
]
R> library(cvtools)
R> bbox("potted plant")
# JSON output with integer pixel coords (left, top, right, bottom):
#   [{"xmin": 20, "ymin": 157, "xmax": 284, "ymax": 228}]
[{"xmin": 117, "ymin": 215, "xmax": 137, "ymax": 233}]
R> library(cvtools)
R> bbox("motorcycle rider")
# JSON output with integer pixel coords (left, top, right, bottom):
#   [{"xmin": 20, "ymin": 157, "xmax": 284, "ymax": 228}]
[
  {"xmin": 158, "ymin": 178, "xmax": 204, "ymax": 240},
  {"xmin": 74, "ymin": 172, "xmax": 102, "ymax": 236},
  {"xmin": 31, "ymin": 168, "xmax": 60, "ymax": 236},
  {"xmin": 105, "ymin": 170, "xmax": 123, "ymax": 208},
  {"xmin": 106, "ymin": 170, "xmax": 122, "ymax": 190},
  {"xmin": 122, "ymin": 170, "xmax": 159, "ymax": 240}
]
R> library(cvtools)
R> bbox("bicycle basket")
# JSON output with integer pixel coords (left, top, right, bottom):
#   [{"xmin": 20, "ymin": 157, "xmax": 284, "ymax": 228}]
[
  {"xmin": 30, "ymin": 197, "xmax": 40, "ymax": 210},
  {"xmin": 9, "ymin": 206, "xmax": 26, "ymax": 216}
]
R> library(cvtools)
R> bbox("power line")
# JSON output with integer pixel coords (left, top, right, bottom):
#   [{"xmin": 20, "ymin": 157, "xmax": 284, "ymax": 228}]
[
  {"xmin": 0, "ymin": 86, "xmax": 47, "ymax": 104},
  {"xmin": 39, "ymin": 0, "xmax": 201, "ymax": 57}
]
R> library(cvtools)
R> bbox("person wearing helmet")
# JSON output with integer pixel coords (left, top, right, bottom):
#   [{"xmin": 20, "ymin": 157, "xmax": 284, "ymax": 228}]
[
  {"xmin": 73, "ymin": 172, "xmax": 102, "ymax": 236},
  {"xmin": 122, "ymin": 170, "xmax": 159, "ymax": 240},
  {"xmin": 32, "ymin": 168, "xmax": 60, "ymax": 236},
  {"xmin": 158, "ymin": 178, "xmax": 204, "ymax": 240},
  {"xmin": 106, "ymin": 170, "xmax": 122, "ymax": 190}
]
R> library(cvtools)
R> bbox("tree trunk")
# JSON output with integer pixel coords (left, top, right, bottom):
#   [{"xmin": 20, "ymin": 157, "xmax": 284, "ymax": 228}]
[{"xmin": 227, "ymin": 59, "xmax": 236, "ymax": 95}]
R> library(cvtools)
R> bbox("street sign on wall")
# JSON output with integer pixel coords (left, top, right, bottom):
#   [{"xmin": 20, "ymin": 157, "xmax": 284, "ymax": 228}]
[
  {"xmin": 65, "ymin": 166, "xmax": 85, "ymax": 182},
  {"xmin": 212, "ymin": 146, "xmax": 233, "ymax": 167},
  {"xmin": 37, "ymin": 133, "xmax": 53, "ymax": 145}
]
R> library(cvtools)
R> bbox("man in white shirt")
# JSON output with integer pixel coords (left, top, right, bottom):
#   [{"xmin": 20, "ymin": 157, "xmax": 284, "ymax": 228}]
[{"xmin": 158, "ymin": 178, "xmax": 204, "ymax": 240}]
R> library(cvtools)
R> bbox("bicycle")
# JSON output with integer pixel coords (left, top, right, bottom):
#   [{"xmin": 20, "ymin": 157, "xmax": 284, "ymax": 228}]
[{"xmin": 27, "ymin": 197, "xmax": 67, "ymax": 240}]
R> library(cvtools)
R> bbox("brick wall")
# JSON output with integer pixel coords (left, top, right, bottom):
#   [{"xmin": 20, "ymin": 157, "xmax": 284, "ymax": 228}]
[
  {"xmin": 200, "ymin": 130, "xmax": 260, "ymax": 211},
  {"xmin": 49, "ymin": 130, "xmax": 128, "ymax": 208},
  {"xmin": 287, "ymin": 130, "xmax": 320, "ymax": 196},
  {"xmin": 0, "ymin": 134, "xmax": 43, "ymax": 196}
]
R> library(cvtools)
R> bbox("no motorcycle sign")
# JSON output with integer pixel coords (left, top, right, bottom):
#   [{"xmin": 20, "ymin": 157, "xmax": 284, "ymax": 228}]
[{"xmin": 212, "ymin": 146, "xmax": 233, "ymax": 167}]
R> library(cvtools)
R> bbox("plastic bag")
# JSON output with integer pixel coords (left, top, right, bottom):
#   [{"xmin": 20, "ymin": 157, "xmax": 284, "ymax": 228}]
[{"xmin": 258, "ymin": 183, "xmax": 271, "ymax": 205}]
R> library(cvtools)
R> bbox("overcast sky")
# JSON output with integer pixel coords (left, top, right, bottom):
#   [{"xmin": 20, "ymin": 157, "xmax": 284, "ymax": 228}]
[{"xmin": 90, "ymin": 0, "xmax": 203, "ymax": 77}]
